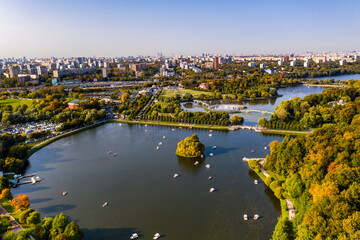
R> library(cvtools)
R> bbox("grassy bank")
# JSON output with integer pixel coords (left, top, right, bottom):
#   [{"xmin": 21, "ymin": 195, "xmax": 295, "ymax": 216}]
[
  {"xmin": 109, "ymin": 119, "xmax": 229, "ymax": 131},
  {"xmin": 260, "ymin": 128, "xmax": 312, "ymax": 135},
  {"xmin": 0, "ymin": 98, "xmax": 34, "ymax": 107}
]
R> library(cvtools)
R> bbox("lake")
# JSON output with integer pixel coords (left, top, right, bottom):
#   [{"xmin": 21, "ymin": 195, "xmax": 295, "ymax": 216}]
[
  {"xmin": 14, "ymin": 124, "xmax": 283, "ymax": 240},
  {"xmin": 182, "ymin": 85, "xmax": 327, "ymax": 125},
  {"xmin": 308, "ymin": 73, "xmax": 360, "ymax": 81}
]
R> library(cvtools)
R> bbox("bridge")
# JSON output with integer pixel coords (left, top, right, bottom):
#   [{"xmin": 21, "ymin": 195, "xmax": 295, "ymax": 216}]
[
  {"xmin": 229, "ymin": 125, "xmax": 262, "ymax": 132},
  {"xmin": 242, "ymin": 109, "xmax": 273, "ymax": 115},
  {"xmin": 193, "ymin": 100, "xmax": 211, "ymax": 108}
]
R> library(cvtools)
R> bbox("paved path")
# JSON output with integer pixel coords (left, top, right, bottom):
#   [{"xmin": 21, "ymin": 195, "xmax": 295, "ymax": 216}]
[
  {"xmin": 0, "ymin": 205, "xmax": 24, "ymax": 233},
  {"xmin": 258, "ymin": 159, "xmax": 295, "ymax": 221}
]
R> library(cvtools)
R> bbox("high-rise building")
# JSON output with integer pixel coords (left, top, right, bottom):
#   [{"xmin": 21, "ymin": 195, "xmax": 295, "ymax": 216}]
[
  {"xmin": 9, "ymin": 66, "xmax": 20, "ymax": 78},
  {"xmin": 102, "ymin": 68, "xmax": 107, "ymax": 78},
  {"xmin": 36, "ymin": 66, "xmax": 48, "ymax": 75},
  {"xmin": 304, "ymin": 61, "xmax": 310, "ymax": 68},
  {"xmin": 290, "ymin": 61, "xmax": 296, "ymax": 67},
  {"xmin": 260, "ymin": 63, "xmax": 266, "ymax": 69},
  {"xmin": 339, "ymin": 60, "xmax": 346, "ymax": 66},
  {"xmin": 214, "ymin": 56, "xmax": 219, "ymax": 70},
  {"xmin": 278, "ymin": 60, "xmax": 284, "ymax": 66}
]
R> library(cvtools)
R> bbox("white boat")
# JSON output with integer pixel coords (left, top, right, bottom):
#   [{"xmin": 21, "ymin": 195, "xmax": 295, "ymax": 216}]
[
  {"xmin": 67, "ymin": 141, "xmax": 71, "ymax": 144},
  {"xmin": 163, "ymin": 136, "xmax": 166, "ymax": 139},
  {"xmin": 156, "ymin": 146, "xmax": 160, "ymax": 150},
  {"xmin": 209, "ymin": 188, "xmax": 215, "ymax": 192},
  {"xmin": 244, "ymin": 214, "xmax": 248, "ymax": 221},
  {"xmin": 201, "ymin": 154, "xmax": 204, "ymax": 158},
  {"xmin": 172, "ymin": 128, "xmax": 175, "ymax": 131},
  {"xmin": 130, "ymin": 233, "xmax": 138, "ymax": 239},
  {"xmin": 31, "ymin": 177, "xmax": 36, "ymax": 184},
  {"xmin": 264, "ymin": 147, "xmax": 267, "ymax": 150},
  {"xmin": 174, "ymin": 173, "xmax": 179, "ymax": 178},
  {"xmin": 145, "ymin": 124, "xmax": 148, "ymax": 127},
  {"xmin": 254, "ymin": 214, "xmax": 259, "ymax": 220},
  {"xmin": 145, "ymin": 129, "xmax": 148, "ymax": 132},
  {"xmin": 194, "ymin": 161, "xmax": 199, "ymax": 166},
  {"xmin": 102, "ymin": 202, "xmax": 108, "ymax": 207},
  {"xmin": 212, "ymin": 146, "xmax": 216, "ymax": 150},
  {"xmin": 107, "ymin": 151, "xmax": 112, "ymax": 154},
  {"xmin": 158, "ymin": 142, "xmax": 163, "ymax": 146},
  {"xmin": 209, "ymin": 130, "xmax": 213, "ymax": 132},
  {"xmin": 251, "ymin": 150, "xmax": 255, "ymax": 153},
  {"xmin": 113, "ymin": 153, "xmax": 117, "ymax": 156},
  {"xmin": 62, "ymin": 191, "xmax": 67, "ymax": 196},
  {"xmin": 206, "ymin": 164, "xmax": 211, "ymax": 169},
  {"xmin": 209, "ymin": 153, "xmax": 213, "ymax": 157},
  {"xmin": 254, "ymin": 180, "xmax": 258, "ymax": 184},
  {"xmin": 153, "ymin": 233, "xmax": 160, "ymax": 239},
  {"xmin": 119, "ymin": 124, "xmax": 122, "ymax": 126},
  {"xmin": 209, "ymin": 134, "xmax": 213, "ymax": 137},
  {"xmin": 208, "ymin": 176, "xmax": 213, "ymax": 180}
]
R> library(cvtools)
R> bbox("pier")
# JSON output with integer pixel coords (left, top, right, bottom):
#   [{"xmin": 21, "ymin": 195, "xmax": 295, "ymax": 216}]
[
  {"xmin": 242, "ymin": 157, "xmax": 265, "ymax": 162},
  {"xmin": 229, "ymin": 125, "xmax": 262, "ymax": 132}
]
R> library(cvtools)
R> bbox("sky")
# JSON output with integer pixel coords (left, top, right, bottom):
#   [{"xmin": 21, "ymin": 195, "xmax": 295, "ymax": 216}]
[{"xmin": 0, "ymin": 0, "xmax": 359, "ymax": 58}]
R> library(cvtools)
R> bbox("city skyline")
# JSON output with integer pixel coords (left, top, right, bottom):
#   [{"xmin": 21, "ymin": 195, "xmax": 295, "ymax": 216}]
[{"xmin": 1, "ymin": 0, "xmax": 360, "ymax": 58}]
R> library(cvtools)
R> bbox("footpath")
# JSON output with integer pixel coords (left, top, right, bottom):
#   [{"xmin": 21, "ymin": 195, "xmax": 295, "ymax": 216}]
[{"xmin": 258, "ymin": 159, "xmax": 295, "ymax": 221}]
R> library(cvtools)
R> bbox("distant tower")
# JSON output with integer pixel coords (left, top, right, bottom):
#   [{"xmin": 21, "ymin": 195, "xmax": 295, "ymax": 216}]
[
  {"xmin": 214, "ymin": 56, "xmax": 219, "ymax": 70},
  {"xmin": 102, "ymin": 68, "xmax": 107, "ymax": 78}
]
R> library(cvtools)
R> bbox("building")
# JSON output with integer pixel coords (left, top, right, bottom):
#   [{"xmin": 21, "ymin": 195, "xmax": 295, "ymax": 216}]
[
  {"xmin": 53, "ymin": 67, "xmax": 97, "ymax": 77},
  {"xmin": 339, "ymin": 60, "xmax": 346, "ymax": 66},
  {"xmin": 36, "ymin": 66, "xmax": 48, "ymax": 75},
  {"xmin": 201, "ymin": 62, "xmax": 214, "ymax": 69},
  {"xmin": 304, "ymin": 61, "xmax": 310, "ymax": 68},
  {"xmin": 278, "ymin": 60, "xmax": 284, "ymax": 66},
  {"xmin": 138, "ymin": 89, "xmax": 152, "ymax": 97},
  {"xmin": 248, "ymin": 62, "xmax": 256, "ymax": 67},
  {"xmin": 290, "ymin": 61, "xmax": 296, "ymax": 67},
  {"xmin": 68, "ymin": 100, "xmax": 82, "ymax": 110},
  {"xmin": 264, "ymin": 69, "xmax": 274, "ymax": 74},
  {"xmin": 214, "ymin": 56, "xmax": 219, "ymax": 70},
  {"xmin": 199, "ymin": 83, "xmax": 207, "ymax": 89},
  {"xmin": 9, "ymin": 66, "xmax": 20, "ymax": 78},
  {"xmin": 130, "ymin": 63, "xmax": 147, "ymax": 72},
  {"xmin": 102, "ymin": 68, "xmax": 107, "ymax": 78},
  {"xmin": 282, "ymin": 56, "xmax": 289, "ymax": 62},
  {"xmin": 17, "ymin": 74, "xmax": 31, "ymax": 84},
  {"xmin": 259, "ymin": 63, "xmax": 266, "ymax": 69}
]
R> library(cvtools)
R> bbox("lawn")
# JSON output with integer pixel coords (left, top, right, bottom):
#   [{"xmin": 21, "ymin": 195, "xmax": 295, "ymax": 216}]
[
  {"xmin": 160, "ymin": 90, "xmax": 177, "ymax": 98},
  {"xmin": 177, "ymin": 88, "xmax": 212, "ymax": 98},
  {"xmin": 0, "ymin": 99, "xmax": 34, "ymax": 108}
]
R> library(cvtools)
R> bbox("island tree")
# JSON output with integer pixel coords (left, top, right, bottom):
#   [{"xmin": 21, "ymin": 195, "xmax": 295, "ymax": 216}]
[{"xmin": 176, "ymin": 134, "xmax": 205, "ymax": 157}]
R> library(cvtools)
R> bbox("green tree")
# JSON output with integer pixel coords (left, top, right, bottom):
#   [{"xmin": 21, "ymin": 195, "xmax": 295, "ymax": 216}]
[{"xmin": 230, "ymin": 115, "xmax": 244, "ymax": 125}]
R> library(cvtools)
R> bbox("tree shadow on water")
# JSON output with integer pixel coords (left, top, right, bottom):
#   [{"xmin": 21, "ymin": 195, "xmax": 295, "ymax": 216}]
[
  {"xmin": 177, "ymin": 155, "xmax": 205, "ymax": 174},
  {"xmin": 205, "ymin": 146, "xmax": 237, "ymax": 156},
  {"xmin": 38, "ymin": 204, "xmax": 76, "ymax": 214},
  {"xmin": 30, "ymin": 197, "xmax": 53, "ymax": 204},
  {"xmin": 82, "ymin": 228, "xmax": 143, "ymax": 240}
]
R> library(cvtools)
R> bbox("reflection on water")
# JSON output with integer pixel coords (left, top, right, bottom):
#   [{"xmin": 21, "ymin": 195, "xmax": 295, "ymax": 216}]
[{"xmin": 177, "ymin": 155, "xmax": 205, "ymax": 174}]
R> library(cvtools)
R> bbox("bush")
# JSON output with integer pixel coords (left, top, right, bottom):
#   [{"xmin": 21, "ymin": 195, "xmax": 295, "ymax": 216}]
[
  {"xmin": 274, "ymin": 187, "xmax": 285, "ymax": 199},
  {"xmin": 248, "ymin": 160, "xmax": 260, "ymax": 172},
  {"xmin": 270, "ymin": 180, "xmax": 281, "ymax": 191},
  {"xmin": 265, "ymin": 176, "xmax": 274, "ymax": 186}
]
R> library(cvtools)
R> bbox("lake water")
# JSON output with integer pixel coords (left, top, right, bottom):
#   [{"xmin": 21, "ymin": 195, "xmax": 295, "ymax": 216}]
[
  {"xmin": 308, "ymin": 74, "xmax": 360, "ymax": 81},
  {"xmin": 13, "ymin": 124, "xmax": 283, "ymax": 240},
  {"xmin": 181, "ymin": 85, "xmax": 327, "ymax": 125}
]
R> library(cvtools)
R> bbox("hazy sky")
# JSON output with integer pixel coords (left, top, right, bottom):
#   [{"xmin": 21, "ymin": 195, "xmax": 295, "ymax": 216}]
[{"xmin": 0, "ymin": 0, "xmax": 359, "ymax": 57}]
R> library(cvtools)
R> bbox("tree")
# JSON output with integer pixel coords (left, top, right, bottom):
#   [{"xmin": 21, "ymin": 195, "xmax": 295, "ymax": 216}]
[
  {"xmin": 11, "ymin": 194, "xmax": 30, "ymax": 210},
  {"xmin": 27, "ymin": 211, "xmax": 41, "ymax": 225},
  {"xmin": 176, "ymin": 134, "xmax": 205, "ymax": 157},
  {"xmin": 121, "ymin": 92, "xmax": 129, "ymax": 103},
  {"xmin": 19, "ymin": 208, "xmax": 34, "ymax": 224},
  {"xmin": 0, "ymin": 216, "xmax": 11, "ymax": 234},
  {"xmin": 0, "ymin": 188, "xmax": 13, "ymax": 200},
  {"xmin": 51, "ymin": 213, "xmax": 69, "ymax": 235},
  {"xmin": 230, "ymin": 115, "xmax": 244, "ymax": 125},
  {"xmin": 272, "ymin": 217, "xmax": 293, "ymax": 240},
  {"xmin": 64, "ymin": 221, "xmax": 84, "ymax": 240}
]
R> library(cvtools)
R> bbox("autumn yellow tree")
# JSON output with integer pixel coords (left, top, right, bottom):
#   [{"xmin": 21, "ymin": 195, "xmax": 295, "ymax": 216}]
[
  {"xmin": 176, "ymin": 134, "xmax": 205, "ymax": 157},
  {"xmin": 0, "ymin": 189, "xmax": 13, "ymax": 200},
  {"xmin": 11, "ymin": 194, "xmax": 30, "ymax": 210}
]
